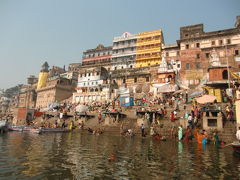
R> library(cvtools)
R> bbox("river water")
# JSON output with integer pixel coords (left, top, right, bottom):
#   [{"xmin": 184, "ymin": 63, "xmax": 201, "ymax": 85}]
[{"xmin": 0, "ymin": 131, "xmax": 239, "ymax": 180}]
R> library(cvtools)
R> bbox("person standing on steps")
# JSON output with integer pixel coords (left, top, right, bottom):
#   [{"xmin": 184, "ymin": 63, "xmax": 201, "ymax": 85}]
[
  {"xmin": 140, "ymin": 124, "xmax": 145, "ymax": 137},
  {"xmin": 236, "ymin": 127, "xmax": 240, "ymax": 142}
]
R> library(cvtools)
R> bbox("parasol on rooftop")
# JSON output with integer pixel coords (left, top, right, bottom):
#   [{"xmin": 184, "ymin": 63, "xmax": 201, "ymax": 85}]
[{"xmin": 196, "ymin": 95, "xmax": 216, "ymax": 104}]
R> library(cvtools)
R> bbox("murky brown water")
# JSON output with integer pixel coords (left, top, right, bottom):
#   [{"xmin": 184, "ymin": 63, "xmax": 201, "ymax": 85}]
[{"xmin": 0, "ymin": 131, "xmax": 240, "ymax": 180}]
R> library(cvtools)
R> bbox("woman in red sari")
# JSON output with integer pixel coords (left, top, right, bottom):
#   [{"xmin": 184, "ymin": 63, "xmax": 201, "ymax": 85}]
[{"xmin": 170, "ymin": 111, "xmax": 175, "ymax": 122}]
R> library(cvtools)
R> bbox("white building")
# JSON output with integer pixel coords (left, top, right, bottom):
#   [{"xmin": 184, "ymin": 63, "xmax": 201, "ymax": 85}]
[
  {"xmin": 112, "ymin": 32, "xmax": 137, "ymax": 70},
  {"xmin": 72, "ymin": 67, "xmax": 110, "ymax": 103}
]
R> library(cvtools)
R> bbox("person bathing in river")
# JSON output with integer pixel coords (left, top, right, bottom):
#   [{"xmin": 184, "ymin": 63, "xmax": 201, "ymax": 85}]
[
  {"xmin": 178, "ymin": 125, "xmax": 183, "ymax": 141},
  {"xmin": 140, "ymin": 124, "xmax": 145, "ymax": 137},
  {"xmin": 202, "ymin": 130, "xmax": 208, "ymax": 145},
  {"xmin": 185, "ymin": 126, "xmax": 192, "ymax": 143},
  {"xmin": 61, "ymin": 120, "xmax": 66, "ymax": 128}
]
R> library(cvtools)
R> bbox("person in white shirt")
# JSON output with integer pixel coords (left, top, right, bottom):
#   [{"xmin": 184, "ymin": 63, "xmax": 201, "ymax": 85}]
[{"xmin": 236, "ymin": 127, "xmax": 240, "ymax": 141}]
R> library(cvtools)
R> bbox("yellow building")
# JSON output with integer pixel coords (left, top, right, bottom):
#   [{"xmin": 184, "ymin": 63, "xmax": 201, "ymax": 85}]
[
  {"xmin": 37, "ymin": 62, "xmax": 49, "ymax": 89},
  {"xmin": 136, "ymin": 30, "xmax": 163, "ymax": 68}
]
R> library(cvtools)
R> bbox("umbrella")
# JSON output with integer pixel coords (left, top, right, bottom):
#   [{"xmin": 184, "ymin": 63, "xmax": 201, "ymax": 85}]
[
  {"xmin": 196, "ymin": 95, "xmax": 216, "ymax": 104},
  {"xmin": 75, "ymin": 105, "xmax": 89, "ymax": 113},
  {"xmin": 189, "ymin": 90, "xmax": 203, "ymax": 97}
]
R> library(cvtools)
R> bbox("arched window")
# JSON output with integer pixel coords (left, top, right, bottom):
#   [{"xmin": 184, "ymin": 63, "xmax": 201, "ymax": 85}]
[{"xmin": 222, "ymin": 70, "xmax": 228, "ymax": 80}]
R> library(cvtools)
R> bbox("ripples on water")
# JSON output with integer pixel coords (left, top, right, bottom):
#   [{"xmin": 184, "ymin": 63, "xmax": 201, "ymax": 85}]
[{"xmin": 0, "ymin": 132, "xmax": 240, "ymax": 180}]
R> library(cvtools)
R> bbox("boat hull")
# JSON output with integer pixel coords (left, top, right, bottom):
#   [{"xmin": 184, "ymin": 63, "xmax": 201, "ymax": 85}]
[
  {"xmin": 231, "ymin": 143, "xmax": 240, "ymax": 154},
  {"xmin": 8, "ymin": 126, "xmax": 24, "ymax": 132},
  {"xmin": 41, "ymin": 128, "xmax": 71, "ymax": 133}
]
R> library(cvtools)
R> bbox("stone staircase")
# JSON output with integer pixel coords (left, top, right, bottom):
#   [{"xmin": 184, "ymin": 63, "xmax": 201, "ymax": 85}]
[{"xmin": 218, "ymin": 121, "xmax": 237, "ymax": 143}]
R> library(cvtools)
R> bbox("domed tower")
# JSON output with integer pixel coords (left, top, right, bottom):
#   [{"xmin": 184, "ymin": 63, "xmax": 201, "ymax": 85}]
[{"xmin": 37, "ymin": 62, "xmax": 49, "ymax": 89}]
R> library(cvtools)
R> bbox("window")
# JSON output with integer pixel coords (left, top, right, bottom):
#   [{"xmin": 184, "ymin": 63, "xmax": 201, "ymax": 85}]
[
  {"xmin": 205, "ymin": 53, "xmax": 210, "ymax": 58},
  {"xmin": 131, "ymin": 47, "xmax": 134, "ymax": 51},
  {"xmin": 177, "ymin": 51, "xmax": 180, "ymax": 56},
  {"xmin": 196, "ymin": 62, "xmax": 201, "ymax": 68},
  {"xmin": 211, "ymin": 41, "xmax": 215, "ymax": 46},
  {"xmin": 134, "ymin": 77, "xmax": 137, "ymax": 83},
  {"xmin": 227, "ymin": 39, "xmax": 231, "ymax": 44},
  {"xmin": 123, "ymin": 78, "xmax": 126, "ymax": 83},
  {"xmin": 186, "ymin": 63, "xmax": 190, "ymax": 70},
  {"xmin": 98, "ymin": 53, "xmax": 100, "ymax": 56},
  {"xmin": 130, "ymin": 65, "xmax": 133, "ymax": 69},
  {"xmin": 114, "ymin": 67, "xmax": 117, "ymax": 70},
  {"xmin": 196, "ymin": 43, "xmax": 200, "ymax": 48},
  {"xmin": 186, "ymin": 44, "xmax": 189, "ymax": 49},
  {"xmin": 122, "ymin": 49, "xmax": 125, "ymax": 53},
  {"xmin": 219, "ymin": 40, "xmax": 223, "ymax": 45},
  {"xmin": 222, "ymin": 70, "xmax": 228, "ymax": 80},
  {"xmin": 146, "ymin": 77, "xmax": 149, "ymax": 82},
  {"xmin": 235, "ymin": 50, "xmax": 239, "ymax": 56},
  {"xmin": 185, "ymin": 34, "xmax": 189, "ymax": 37},
  {"xmin": 116, "ymin": 50, "xmax": 118, "ymax": 53},
  {"xmin": 96, "ymin": 72, "xmax": 99, "ymax": 75},
  {"xmin": 166, "ymin": 52, "xmax": 169, "ymax": 57},
  {"xmin": 121, "ymin": 66, "xmax": 124, "ymax": 69},
  {"xmin": 196, "ymin": 53, "xmax": 200, "ymax": 59},
  {"xmin": 177, "ymin": 64, "xmax": 181, "ymax": 68}
]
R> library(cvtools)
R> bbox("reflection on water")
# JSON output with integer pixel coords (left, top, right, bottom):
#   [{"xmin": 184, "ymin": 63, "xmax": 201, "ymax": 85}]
[{"xmin": 0, "ymin": 132, "xmax": 240, "ymax": 180}]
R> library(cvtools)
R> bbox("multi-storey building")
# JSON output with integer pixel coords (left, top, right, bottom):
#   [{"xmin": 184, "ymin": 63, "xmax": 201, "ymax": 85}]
[
  {"xmin": 112, "ymin": 32, "xmax": 137, "ymax": 70},
  {"xmin": 81, "ymin": 44, "xmax": 112, "ymax": 70},
  {"xmin": 18, "ymin": 75, "xmax": 38, "ymax": 108},
  {"xmin": 111, "ymin": 67, "xmax": 153, "ymax": 103},
  {"xmin": 162, "ymin": 43, "xmax": 181, "ymax": 72},
  {"xmin": 72, "ymin": 67, "xmax": 109, "ymax": 103},
  {"xmin": 136, "ymin": 30, "xmax": 164, "ymax": 68},
  {"xmin": 36, "ymin": 77, "xmax": 74, "ymax": 109},
  {"xmin": 35, "ymin": 62, "xmax": 75, "ymax": 109},
  {"xmin": 177, "ymin": 16, "xmax": 240, "ymax": 87}
]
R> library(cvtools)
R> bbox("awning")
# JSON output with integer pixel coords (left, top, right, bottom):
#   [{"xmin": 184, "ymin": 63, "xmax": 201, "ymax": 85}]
[{"xmin": 155, "ymin": 83, "xmax": 177, "ymax": 93}]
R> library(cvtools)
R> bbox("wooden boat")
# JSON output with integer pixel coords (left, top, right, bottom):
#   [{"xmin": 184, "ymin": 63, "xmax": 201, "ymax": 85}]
[
  {"xmin": 29, "ymin": 128, "xmax": 42, "ymax": 134},
  {"xmin": 23, "ymin": 126, "xmax": 36, "ymax": 131},
  {"xmin": 8, "ymin": 125, "xmax": 24, "ymax": 132},
  {"xmin": 41, "ymin": 128, "xmax": 71, "ymax": 133},
  {"xmin": 230, "ymin": 142, "xmax": 240, "ymax": 154}
]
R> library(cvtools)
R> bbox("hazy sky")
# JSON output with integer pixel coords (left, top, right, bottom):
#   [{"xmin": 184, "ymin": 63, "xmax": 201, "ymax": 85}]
[{"xmin": 0, "ymin": 0, "xmax": 239, "ymax": 89}]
